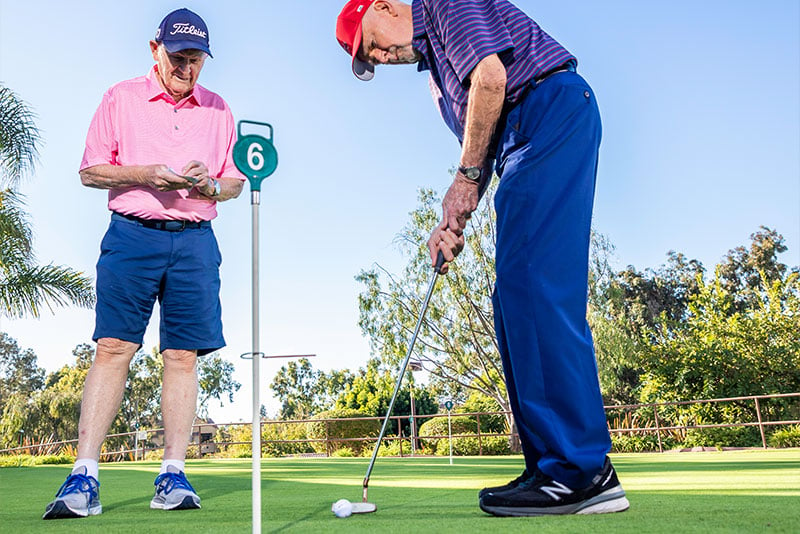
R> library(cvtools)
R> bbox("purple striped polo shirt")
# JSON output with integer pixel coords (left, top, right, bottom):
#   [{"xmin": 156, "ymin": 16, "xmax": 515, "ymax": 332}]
[{"xmin": 411, "ymin": 0, "xmax": 576, "ymax": 142}]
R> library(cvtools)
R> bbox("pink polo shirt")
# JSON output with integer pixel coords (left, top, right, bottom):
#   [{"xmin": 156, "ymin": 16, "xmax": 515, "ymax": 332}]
[{"xmin": 80, "ymin": 66, "xmax": 244, "ymax": 221}]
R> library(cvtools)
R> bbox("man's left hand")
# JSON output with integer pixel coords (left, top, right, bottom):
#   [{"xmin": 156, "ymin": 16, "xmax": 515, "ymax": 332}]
[
  {"xmin": 442, "ymin": 173, "xmax": 479, "ymax": 234},
  {"xmin": 181, "ymin": 160, "xmax": 213, "ymax": 194},
  {"xmin": 427, "ymin": 220, "xmax": 465, "ymax": 275}
]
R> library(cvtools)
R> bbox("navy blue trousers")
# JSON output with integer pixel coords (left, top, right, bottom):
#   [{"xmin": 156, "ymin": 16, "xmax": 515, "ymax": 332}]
[{"xmin": 492, "ymin": 70, "xmax": 609, "ymax": 488}]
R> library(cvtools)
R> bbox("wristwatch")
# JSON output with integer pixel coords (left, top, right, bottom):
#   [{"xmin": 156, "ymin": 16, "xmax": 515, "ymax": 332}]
[
  {"xmin": 208, "ymin": 178, "xmax": 221, "ymax": 197},
  {"xmin": 458, "ymin": 165, "xmax": 482, "ymax": 183}
]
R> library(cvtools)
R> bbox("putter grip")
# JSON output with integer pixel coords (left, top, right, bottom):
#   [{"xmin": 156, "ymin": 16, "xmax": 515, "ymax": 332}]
[{"xmin": 435, "ymin": 250, "xmax": 446, "ymax": 273}]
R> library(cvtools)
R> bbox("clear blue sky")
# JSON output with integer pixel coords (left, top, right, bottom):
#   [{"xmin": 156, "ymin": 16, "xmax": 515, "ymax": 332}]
[{"xmin": 1, "ymin": 1, "xmax": 798, "ymax": 422}]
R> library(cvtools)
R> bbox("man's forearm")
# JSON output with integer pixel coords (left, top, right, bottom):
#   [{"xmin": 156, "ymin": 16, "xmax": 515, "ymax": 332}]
[
  {"xmin": 460, "ymin": 54, "xmax": 507, "ymax": 171},
  {"xmin": 80, "ymin": 164, "xmax": 149, "ymax": 190}
]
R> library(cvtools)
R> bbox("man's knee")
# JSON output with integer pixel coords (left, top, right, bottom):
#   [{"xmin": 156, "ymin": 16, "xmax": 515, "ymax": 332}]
[
  {"xmin": 94, "ymin": 338, "xmax": 138, "ymax": 365},
  {"xmin": 162, "ymin": 349, "xmax": 198, "ymax": 371}
]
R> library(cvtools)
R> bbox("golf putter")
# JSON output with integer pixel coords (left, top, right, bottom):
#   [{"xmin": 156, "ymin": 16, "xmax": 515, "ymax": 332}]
[{"xmin": 351, "ymin": 251, "xmax": 447, "ymax": 514}]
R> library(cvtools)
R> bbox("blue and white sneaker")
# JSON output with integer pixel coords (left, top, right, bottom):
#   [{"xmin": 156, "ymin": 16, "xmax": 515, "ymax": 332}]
[
  {"xmin": 43, "ymin": 467, "xmax": 102, "ymax": 519},
  {"xmin": 150, "ymin": 466, "xmax": 201, "ymax": 510}
]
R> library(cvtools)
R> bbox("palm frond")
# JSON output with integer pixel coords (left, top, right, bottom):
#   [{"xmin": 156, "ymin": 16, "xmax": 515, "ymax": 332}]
[
  {"xmin": 0, "ymin": 189, "xmax": 34, "ymax": 269},
  {"xmin": 0, "ymin": 85, "xmax": 41, "ymax": 187},
  {"xmin": 0, "ymin": 263, "xmax": 95, "ymax": 318}
]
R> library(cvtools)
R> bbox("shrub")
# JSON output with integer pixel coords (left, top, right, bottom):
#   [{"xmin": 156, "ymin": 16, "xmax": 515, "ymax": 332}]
[
  {"xmin": 263, "ymin": 421, "xmax": 315, "ymax": 458},
  {"xmin": 418, "ymin": 415, "xmax": 477, "ymax": 451},
  {"xmin": 0, "ymin": 454, "xmax": 75, "ymax": 467},
  {"xmin": 144, "ymin": 449, "xmax": 164, "ymax": 461},
  {"xmin": 768, "ymin": 425, "xmax": 800, "ymax": 448},
  {"xmin": 375, "ymin": 438, "xmax": 413, "ymax": 457},
  {"xmin": 682, "ymin": 426, "xmax": 763, "ymax": 449},
  {"xmin": 331, "ymin": 447, "xmax": 356, "ymax": 457},
  {"xmin": 213, "ymin": 424, "xmax": 252, "ymax": 458},
  {"xmin": 435, "ymin": 437, "xmax": 478, "ymax": 456},
  {"xmin": 306, "ymin": 409, "xmax": 380, "ymax": 455},
  {"xmin": 432, "ymin": 435, "xmax": 511, "ymax": 456},
  {"xmin": 482, "ymin": 436, "xmax": 512, "ymax": 455},
  {"xmin": 0, "ymin": 455, "xmax": 34, "ymax": 467},
  {"xmin": 611, "ymin": 432, "xmax": 675, "ymax": 453},
  {"xmin": 459, "ymin": 392, "xmax": 506, "ymax": 433},
  {"xmin": 38, "ymin": 454, "xmax": 74, "ymax": 465}
]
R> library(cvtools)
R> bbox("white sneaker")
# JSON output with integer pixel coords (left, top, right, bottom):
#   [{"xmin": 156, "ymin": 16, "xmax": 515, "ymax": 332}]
[
  {"xmin": 43, "ymin": 467, "xmax": 102, "ymax": 519},
  {"xmin": 150, "ymin": 465, "xmax": 201, "ymax": 510}
]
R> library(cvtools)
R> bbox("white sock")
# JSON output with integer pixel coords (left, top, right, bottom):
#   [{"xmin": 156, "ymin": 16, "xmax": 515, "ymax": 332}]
[
  {"xmin": 73, "ymin": 459, "xmax": 99, "ymax": 480},
  {"xmin": 160, "ymin": 459, "xmax": 186, "ymax": 474}
]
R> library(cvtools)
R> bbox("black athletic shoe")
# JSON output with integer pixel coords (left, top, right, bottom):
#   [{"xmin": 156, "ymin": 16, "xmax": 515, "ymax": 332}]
[
  {"xmin": 478, "ymin": 469, "xmax": 532, "ymax": 499},
  {"xmin": 479, "ymin": 457, "xmax": 630, "ymax": 517}
]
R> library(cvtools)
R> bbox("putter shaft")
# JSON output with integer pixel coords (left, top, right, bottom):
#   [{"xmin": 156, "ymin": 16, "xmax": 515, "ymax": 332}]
[{"xmin": 362, "ymin": 253, "xmax": 444, "ymax": 499}]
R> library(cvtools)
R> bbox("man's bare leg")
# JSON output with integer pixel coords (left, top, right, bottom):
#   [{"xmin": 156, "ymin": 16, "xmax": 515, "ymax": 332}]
[
  {"xmin": 76, "ymin": 338, "xmax": 139, "ymax": 461},
  {"xmin": 161, "ymin": 349, "xmax": 198, "ymax": 461}
]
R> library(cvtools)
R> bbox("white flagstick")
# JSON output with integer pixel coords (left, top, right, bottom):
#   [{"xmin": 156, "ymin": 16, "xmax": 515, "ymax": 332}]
[
  {"xmin": 251, "ymin": 190, "xmax": 262, "ymax": 534},
  {"xmin": 232, "ymin": 120, "xmax": 279, "ymax": 533}
]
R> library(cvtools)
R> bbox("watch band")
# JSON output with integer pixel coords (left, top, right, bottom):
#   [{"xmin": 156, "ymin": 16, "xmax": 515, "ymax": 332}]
[{"xmin": 457, "ymin": 165, "xmax": 482, "ymax": 182}]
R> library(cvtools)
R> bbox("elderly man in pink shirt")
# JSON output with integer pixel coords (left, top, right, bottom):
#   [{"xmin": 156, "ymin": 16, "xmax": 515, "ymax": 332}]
[{"xmin": 43, "ymin": 8, "xmax": 244, "ymax": 520}]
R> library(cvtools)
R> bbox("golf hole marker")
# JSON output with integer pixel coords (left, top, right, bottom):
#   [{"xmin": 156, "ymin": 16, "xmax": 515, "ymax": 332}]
[
  {"xmin": 234, "ymin": 119, "xmax": 278, "ymax": 534},
  {"xmin": 233, "ymin": 120, "xmax": 278, "ymax": 192}
]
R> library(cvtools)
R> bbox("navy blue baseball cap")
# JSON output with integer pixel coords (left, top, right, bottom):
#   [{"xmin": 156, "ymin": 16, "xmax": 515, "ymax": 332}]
[{"xmin": 155, "ymin": 8, "xmax": 213, "ymax": 58}]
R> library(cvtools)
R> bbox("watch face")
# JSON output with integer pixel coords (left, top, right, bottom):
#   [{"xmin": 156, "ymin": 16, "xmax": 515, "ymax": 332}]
[{"xmin": 461, "ymin": 166, "xmax": 481, "ymax": 181}]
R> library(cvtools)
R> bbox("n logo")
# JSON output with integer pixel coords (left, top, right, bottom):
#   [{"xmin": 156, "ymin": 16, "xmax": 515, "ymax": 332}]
[{"xmin": 539, "ymin": 481, "xmax": 574, "ymax": 501}]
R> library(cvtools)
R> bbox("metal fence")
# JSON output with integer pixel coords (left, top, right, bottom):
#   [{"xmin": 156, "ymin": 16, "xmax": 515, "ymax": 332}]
[{"xmin": 2, "ymin": 392, "xmax": 798, "ymax": 458}]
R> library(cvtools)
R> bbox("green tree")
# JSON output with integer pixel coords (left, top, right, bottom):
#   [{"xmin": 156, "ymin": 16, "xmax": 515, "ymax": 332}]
[
  {"xmin": 0, "ymin": 343, "xmax": 242, "ymax": 448},
  {"xmin": 198, "ymin": 353, "xmax": 241, "ymax": 418},
  {"xmin": 356, "ymin": 179, "xmax": 511, "ymax": 437},
  {"xmin": 0, "ymin": 332, "xmax": 45, "ymax": 409},
  {"xmin": 335, "ymin": 357, "xmax": 437, "ymax": 436},
  {"xmin": 640, "ymin": 267, "xmax": 800, "ymax": 427},
  {"xmin": 270, "ymin": 358, "xmax": 354, "ymax": 419},
  {"xmin": 718, "ymin": 226, "xmax": 795, "ymax": 312}
]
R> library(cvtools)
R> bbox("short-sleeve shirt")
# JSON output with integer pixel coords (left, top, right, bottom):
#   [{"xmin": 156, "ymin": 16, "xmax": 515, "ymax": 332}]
[
  {"xmin": 81, "ymin": 66, "xmax": 245, "ymax": 222},
  {"xmin": 411, "ymin": 0, "xmax": 576, "ymax": 142}
]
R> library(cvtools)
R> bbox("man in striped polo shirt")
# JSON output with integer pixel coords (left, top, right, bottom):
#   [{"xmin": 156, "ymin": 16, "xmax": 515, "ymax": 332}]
[{"xmin": 336, "ymin": 0, "xmax": 629, "ymax": 517}]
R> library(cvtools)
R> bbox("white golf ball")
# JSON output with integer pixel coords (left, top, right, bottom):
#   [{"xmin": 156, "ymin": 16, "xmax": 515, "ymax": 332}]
[{"xmin": 332, "ymin": 498, "xmax": 353, "ymax": 518}]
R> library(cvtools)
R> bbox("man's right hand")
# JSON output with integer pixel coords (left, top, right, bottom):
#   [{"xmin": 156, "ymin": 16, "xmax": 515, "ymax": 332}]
[{"xmin": 143, "ymin": 164, "xmax": 195, "ymax": 192}]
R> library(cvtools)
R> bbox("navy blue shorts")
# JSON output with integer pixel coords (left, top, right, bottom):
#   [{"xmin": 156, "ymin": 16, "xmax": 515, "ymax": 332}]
[{"xmin": 93, "ymin": 213, "xmax": 225, "ymax": 356}]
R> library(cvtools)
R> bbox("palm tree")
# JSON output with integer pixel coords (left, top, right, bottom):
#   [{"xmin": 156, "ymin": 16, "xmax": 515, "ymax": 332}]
[
  {"xmin": 0, "ymin": 84, "xmax": 94, "ymax": 318},
  {"xmin": 0, "ymin": 85, "xmax": 40, "ymax": 189}
]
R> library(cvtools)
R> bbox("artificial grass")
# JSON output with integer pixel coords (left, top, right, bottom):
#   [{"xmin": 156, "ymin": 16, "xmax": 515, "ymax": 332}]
[{"xmin": 1, "ymin": 449, "xmax": 797, "ymax": 533}]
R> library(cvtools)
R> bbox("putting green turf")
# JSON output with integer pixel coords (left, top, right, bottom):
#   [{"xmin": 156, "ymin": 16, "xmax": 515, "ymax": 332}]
[{"xmin": 1, "ymin": 450, "xmax": 798, "ymax": 533}]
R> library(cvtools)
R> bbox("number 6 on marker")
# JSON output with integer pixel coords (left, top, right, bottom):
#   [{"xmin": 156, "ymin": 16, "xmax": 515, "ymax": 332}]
[{"xmin": 247, "ymin": 142, "xmax": 265, "ymax": 171}]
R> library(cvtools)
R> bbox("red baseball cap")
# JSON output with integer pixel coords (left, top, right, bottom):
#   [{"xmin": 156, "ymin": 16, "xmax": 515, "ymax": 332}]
[{"xmin": 336, "ymin": 0, "xmax": 375, "ymax": 81}]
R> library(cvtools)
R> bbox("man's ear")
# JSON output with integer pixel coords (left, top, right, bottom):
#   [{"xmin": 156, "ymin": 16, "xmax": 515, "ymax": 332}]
[
  {"xmin": 149, "ymin": 40, "xmax": 160, "ymax": 62},
  {"xmin": 372, "ymin": 0, "xmax": 397, "ymax": 17}
]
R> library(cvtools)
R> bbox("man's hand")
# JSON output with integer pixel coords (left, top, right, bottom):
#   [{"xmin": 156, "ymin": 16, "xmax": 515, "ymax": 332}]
[
  {"xmin": 142, "ymin": 164, "xmax": 196, "ymax": 191},
  {"xmin": 427, "ymin": 219, "xmax": 465, "ymax": 275},
  {"xmin": 443, "ymin": 172, "xmax": 479, "ymax": 234},
  {"xmin": 181, "ymin": 161, "xmax": 215, "ymax": 195}
]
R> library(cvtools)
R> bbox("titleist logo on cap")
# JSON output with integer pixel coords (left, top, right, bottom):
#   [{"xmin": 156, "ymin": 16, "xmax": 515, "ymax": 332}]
[{"xmin": 170, "ymin": 23, "xmax": 207, "ymax": 38}]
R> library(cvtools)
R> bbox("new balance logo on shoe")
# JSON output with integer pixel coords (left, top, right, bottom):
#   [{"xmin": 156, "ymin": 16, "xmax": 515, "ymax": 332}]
[{"xmin": 538, "ymin": 481, "xmax": 574, "ymax": 501}]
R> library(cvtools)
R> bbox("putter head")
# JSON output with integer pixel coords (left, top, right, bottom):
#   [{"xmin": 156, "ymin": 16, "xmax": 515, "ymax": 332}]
[{"xmin": 352, "ymin": 501, "xmax": 377, "ymax": 514}]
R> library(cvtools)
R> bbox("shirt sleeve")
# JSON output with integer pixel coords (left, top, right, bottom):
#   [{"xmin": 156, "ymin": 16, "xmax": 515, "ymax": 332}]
[
  {"xmin": 219, "ymin": 104, "xmax": 246, "ymax": 181},
  {"xmin": 80, "ymin": 89, "xmax": 118, "ymax": 171},
  {"xmin": 440, "ymin": 0, "xmax": 514, "ymax": 84}
]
